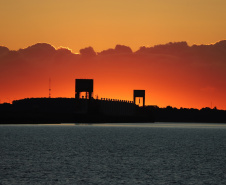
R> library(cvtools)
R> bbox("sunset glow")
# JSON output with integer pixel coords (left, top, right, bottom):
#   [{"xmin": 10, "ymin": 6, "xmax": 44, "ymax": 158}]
[{"xmin": 0, "ymin": 0, "xmax": 226, "ymax": 110}]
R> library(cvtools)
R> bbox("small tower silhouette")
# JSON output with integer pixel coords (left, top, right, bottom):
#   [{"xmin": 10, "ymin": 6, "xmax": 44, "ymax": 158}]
[{"xmin": 133, "ymin": 90, "xmax": 145, "ymax": 107}]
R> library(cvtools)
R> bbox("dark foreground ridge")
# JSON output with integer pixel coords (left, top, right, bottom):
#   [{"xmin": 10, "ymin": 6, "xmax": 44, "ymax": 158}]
[{"xmin": 0, "ymin": 98, "xmax": 226, "ymax": 124}]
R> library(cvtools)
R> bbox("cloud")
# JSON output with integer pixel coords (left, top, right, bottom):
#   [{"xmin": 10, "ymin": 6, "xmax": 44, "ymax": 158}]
[
  {"xmin": 0, "ymin": 46, "xmax": 9, "ymax": 56},
  {"xmin": 57, "ymin": 47, "xmax": 72, "ymax": 55},
  {"xmin": 115, "ymin": 45, "xmax": 133, "ymax": 54},
  {"xmin": 98, "ymin": 48, "xmax": 115, "ymax": 55},
  {"xmin": 79, "ymin": 47, "xmax": 96, "ymax": 56},
  {"xmin": 98, "ymin": 45, "xmax": 133, "ymax": 55},
  {"xmin": 213, "ymin": 40, "xmax": 226, "ymax": 49},
  {"xmin": 19, "ymin": 43, "xmax": 56, "ymax": 59},
  {"xmin": 55, "ymin": 48, "xmax": 73, "ymax": 58},
  {"xmin": 136, "ymin": 41, "xmax": 189, "ymax": 55}
]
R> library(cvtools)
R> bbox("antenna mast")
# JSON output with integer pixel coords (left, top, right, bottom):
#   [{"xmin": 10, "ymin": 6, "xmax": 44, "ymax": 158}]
[{"xmin": 49, "ymin": 78, "xmax": 51, "ymax": 98}]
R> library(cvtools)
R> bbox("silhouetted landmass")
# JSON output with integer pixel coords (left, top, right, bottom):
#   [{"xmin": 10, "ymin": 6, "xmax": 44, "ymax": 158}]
[{"xmin": 0, "ymin": 98, "xmax": 226, "ymax": 124}]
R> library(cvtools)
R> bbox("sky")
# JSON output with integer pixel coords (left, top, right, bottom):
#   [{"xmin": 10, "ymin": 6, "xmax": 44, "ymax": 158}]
[
  {"xmin": 1, "ymin": 0, "xmax": 226, "ymax": 52},
  {"xmin": 0, "ymin": 0, "xmax": 226, "ymax": 109}
]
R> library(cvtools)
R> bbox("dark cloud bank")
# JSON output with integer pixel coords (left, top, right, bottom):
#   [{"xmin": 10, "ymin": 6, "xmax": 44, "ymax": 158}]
[
  {"xmin": 1, "ymin": 40, "xmax": 226, "ymax": 62},
  {"xmin": 0, "ymin": 41, "xmax": 226, "ymax": 109}
]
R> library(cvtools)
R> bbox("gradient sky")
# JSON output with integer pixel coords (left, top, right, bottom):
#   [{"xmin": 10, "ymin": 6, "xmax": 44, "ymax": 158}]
[
  {"xmin": 0, "ymin": 0, "xmax": 226, "ymax": 109},
  {"xmin": 1, "ymin": 0, "xmax": 226, "ymax": 52}
]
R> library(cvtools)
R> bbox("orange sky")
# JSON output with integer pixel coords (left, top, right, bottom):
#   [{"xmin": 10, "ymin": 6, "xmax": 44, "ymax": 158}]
[
  {"xmin": 0, "ymin": 0, "xmax": 226, "ymax": 52},
  {"xmin": 0, "ymin": 0, "xmax": 226, "ymax": 109}
]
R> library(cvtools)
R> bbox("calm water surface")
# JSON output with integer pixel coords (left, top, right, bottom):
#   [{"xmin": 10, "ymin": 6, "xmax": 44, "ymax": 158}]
[{"xmin": 0, "ymin": 123, "xmax": 226, "ymax": 185}]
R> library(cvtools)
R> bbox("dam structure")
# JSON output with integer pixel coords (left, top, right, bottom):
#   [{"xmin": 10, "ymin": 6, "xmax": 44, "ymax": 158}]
[
  {"xmin": 74, "ymin": 79, "xmax": 137, "ymax": 117},
  {"xmin": 0, "ymin": 79, "xmax": 154, "ymax": 123}
]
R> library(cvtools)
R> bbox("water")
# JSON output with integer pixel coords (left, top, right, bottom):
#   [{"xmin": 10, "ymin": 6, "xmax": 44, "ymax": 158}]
[{"xmin": 1, "ymin": 123, "xmax": 226, "ymax": 185}]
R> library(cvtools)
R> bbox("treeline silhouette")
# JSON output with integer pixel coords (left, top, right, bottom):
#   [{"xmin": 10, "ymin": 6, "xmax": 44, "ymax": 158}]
[{"xmin": 147, "ymin": 106, "xmax": 226, "ymax": 123}]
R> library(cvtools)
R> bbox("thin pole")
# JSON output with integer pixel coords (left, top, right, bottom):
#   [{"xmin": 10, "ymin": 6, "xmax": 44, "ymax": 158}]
[{"xmin": 49, "ymin": 78, "xmax": 51, "ymax": 98}]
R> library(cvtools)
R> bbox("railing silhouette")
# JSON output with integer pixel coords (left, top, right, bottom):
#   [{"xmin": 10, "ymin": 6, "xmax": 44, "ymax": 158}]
[{"xmin": 100, "ymin": 98, "xmax": 133, "ymax": 104}]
